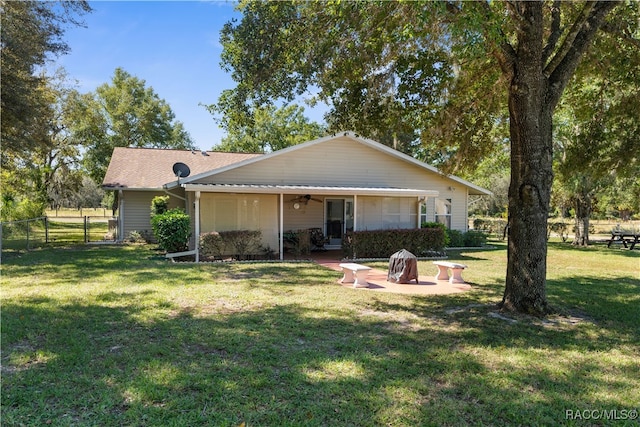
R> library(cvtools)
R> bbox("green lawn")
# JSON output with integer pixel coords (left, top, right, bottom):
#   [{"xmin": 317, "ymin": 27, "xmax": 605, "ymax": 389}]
[{"xmin": 1, "ymin": 242, "xmax": 639, "ymax": 426}]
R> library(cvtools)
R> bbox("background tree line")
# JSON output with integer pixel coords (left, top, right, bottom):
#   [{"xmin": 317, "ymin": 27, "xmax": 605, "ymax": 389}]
[{"xmin": 1, "ymin": 1, "xmax": 193, "ymax": 221}]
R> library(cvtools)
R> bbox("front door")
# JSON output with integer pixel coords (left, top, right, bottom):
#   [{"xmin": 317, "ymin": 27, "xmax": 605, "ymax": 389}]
[{"xmin": 325, "ymin": 198, "xmax": 354, "ymax": 246}]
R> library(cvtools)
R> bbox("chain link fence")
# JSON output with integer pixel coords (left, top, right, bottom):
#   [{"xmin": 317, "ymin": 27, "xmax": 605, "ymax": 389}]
[{"xmin": 1, "ymin": 216, "xmax": 118, "ymax": 260}]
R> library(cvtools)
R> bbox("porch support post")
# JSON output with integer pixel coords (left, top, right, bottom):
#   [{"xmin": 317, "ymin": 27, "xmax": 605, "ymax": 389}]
[
  {"xmin": 279, "ymin": 193, "xmax": 284, "ymax": 260},
  {"xmin": 118, "ymin": 190, "xmax": 124, "ymax": 242},
  {"xmin": 195, "ymin": 191, "xmax": 201, "ymax": 263},
  {"xmin": 353, "ymin": 194, "xmax": 358, "ymax": 231}
]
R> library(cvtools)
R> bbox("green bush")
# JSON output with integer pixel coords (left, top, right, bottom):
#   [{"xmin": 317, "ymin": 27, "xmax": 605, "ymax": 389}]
[
  {"xmin": 472, "ymin": 217, "xmax": 507, "ymax": 237},
  {"xmin": 1, "ymin": 197, "xmax": 46, "ymax": 222},
  {"xmin": 150, "ymin": 195, "xmax": 170, "ymax": 217},
  {"xmin": 447, "ymin": 229, "xmax": 465, "ymax": 247},
  {"xmin": 463, "ymin": 230, "xmax": 487, "ymax": 247},
  {"xmin": 343, "ymin": 228, "xmax": 446, "ymax": 259},
  {"xmin": 199, "ymin": 230, "xmax": 264, "ymax": 260},
  {"xmin": 422, "ymin": 221, "xmax": 450, "ymax": 247},
  {"xmin": 151, "ymin": 208, "xmax": 191, "ymax": 253}
]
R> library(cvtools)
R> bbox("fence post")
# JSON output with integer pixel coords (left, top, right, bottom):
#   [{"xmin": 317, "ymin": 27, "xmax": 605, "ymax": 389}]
[
  {"xmin": 84, "ymin": 216, "xmax": 88, "ymax": 243},
  {"xmin": 27, "ymin": 219, "xmax": 30, "ymax": 250},
  {"xmin": 45, "ymin": 216, "xmax": 49, "ymax": 243}
]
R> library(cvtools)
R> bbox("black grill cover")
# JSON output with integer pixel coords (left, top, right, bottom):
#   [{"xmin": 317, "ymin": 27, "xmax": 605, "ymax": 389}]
[{"xmin": 387, "ymin": 249, "xmax": 419, "ymax": 284}]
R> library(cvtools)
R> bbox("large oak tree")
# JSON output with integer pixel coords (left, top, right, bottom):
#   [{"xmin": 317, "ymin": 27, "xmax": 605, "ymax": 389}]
[
  {"xmin": 67, "ymin": 68, "xmax": 195, "ymax": 183},
  {"xmin": 215, "ymin": 1, "xmax": 633, "ymax": 315}
]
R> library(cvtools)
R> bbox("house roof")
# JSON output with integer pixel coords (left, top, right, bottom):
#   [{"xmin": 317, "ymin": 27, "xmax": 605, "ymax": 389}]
[
  {"xmin": 103, "ymin": 133, "xmax": 491, "ymax": 196},
  {"xmin": 102, "ymin": 147, "xmax": 262, "ymax": 190},
  {"xmin": 175, "ymin": 132, "xmax": 492, "ymax": 196}
]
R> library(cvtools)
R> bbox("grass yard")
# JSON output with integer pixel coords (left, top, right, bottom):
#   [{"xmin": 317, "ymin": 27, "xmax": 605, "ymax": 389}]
[{"xmin": 1, "ymin": 242, "xmax": 639, "ymax": 426}]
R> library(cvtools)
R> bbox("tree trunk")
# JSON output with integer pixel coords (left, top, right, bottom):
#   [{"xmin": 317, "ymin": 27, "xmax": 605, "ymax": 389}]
[
  {"xmin": 572, "ymin": 196, "xmax": 591, "ymax": 246},
  {"xmin": 500, "ymin": 3, "xmax": 553, "ymax": 316}
]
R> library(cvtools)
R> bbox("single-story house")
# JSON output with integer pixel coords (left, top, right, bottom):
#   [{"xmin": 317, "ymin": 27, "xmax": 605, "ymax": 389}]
[{"xmin": 102, "ymin": 132, "xmax": 490, "ymax": 259}]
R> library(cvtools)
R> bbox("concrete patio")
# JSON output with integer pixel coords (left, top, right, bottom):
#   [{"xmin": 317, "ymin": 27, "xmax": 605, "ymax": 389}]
[{"xmin": 292, "ymin": 250, "xmax": 473, "ymax": 295}]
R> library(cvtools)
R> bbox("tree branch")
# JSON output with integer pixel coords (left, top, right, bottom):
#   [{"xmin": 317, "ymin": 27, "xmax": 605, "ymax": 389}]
[
  {"xmin": 545, "ymin": 1, "xmax": 620, "ymax": 108},
  {"xmin": 544, "ymin": 2, "xmax": 597, "ymax": 78},
  {"xmin": 542, "ymin": 1, "xmax": 563, "ymax": 63}
]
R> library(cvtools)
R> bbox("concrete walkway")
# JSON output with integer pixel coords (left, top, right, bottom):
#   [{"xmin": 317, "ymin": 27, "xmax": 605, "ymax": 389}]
[{"xmin": 308, "ymin": 251, "xmax": 472, "ymax": 295}]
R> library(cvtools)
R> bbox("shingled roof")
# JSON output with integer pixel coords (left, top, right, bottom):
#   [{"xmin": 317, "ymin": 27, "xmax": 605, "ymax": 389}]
[{"xmin": 102, "ymin": 147, "xmax": 262, "ymax": 189}]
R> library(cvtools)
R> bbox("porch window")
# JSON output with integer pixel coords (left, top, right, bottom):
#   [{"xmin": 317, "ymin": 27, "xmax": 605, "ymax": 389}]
[
  {"xmin": 204, "ymin": 195, "xmax": 263, "ymax": 231},
  {"xmin": 435, "ymin": 198, "xmax": 452, "ymax": 229},
  {"xmin": 382, "ymin": 197, "xmax": 416, "ymax": 229},
  {"xmin": 419, "ymin": 203, "xmax": 428, "ymax": 227}
]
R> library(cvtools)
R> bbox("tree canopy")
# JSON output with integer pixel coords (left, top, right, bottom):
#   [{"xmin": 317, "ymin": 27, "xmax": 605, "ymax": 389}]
[
  {"xmin": 210, "ymin": 103, "xmax": 325, "ymax": 153},
  {"xmin": 216, "ymin": 0, "xmax": 635, "ymax": 315},
  {"xmin": 68, "ymin": 68, "xmax": 195, "ymax": 182}
]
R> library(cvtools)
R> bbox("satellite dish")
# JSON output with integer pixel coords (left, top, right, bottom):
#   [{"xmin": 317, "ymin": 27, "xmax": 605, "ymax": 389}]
[{"xmin": 172, "ymin": 162, "xmax": 191, "ymax": 178}]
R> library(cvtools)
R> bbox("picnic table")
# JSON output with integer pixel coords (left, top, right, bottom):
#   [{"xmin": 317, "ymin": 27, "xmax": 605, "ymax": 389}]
[{"xmin": 607, "ymin": 231, "xmax": 639, "ymax": 250}]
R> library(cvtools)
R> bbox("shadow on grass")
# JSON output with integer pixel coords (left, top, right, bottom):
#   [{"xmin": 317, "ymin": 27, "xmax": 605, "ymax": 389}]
[
  {"xmin": 548, "ymin": 275, "xmax": 640, "ymax": 337},
  {"xmin": 3, "ymin": 291, "xmax": 638, "ymax": 426},
  {"xmin": 2, "ymin": 245, "xmax": 340, "ymax": 289},
  {"xmin": 2, "ymin": 244, "xmax": 639, "ymax": 426}
]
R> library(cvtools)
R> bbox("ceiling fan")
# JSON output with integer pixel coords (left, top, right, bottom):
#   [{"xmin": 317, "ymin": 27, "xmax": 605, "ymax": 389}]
[{"xmin": 290, "ymin": 194, "xmax": 322, "ymax": 208}]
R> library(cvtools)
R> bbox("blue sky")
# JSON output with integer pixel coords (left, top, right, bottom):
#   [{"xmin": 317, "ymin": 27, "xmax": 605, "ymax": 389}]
[{"xmin": 54, "ymin": 1, "xmax": 324, "ymax": 150}]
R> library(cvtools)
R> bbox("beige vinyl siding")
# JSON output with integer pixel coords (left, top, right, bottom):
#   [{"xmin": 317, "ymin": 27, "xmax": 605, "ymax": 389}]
[
  {"xmin": 283, "ymin": 198, "xmax": 324, "ymax": 232},
  {"xmin": 199, "ymin": 193, "xmax": 279, "ymax": 251},
  {"xmin": 192, "ymin": 136, "xmax": 471, "ymax": 231},
  {"xmin": 122, "ymin": 191, "xmax": 184, "ymax": 239},
  {"xmin": 194, "ymin": 136, "xmax": 433, "ymax": 188}
]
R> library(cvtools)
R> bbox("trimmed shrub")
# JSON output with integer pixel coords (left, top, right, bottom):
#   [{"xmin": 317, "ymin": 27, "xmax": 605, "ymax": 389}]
[
  {"xmin": 220, "ymin": 230, "xmax": 263, "ymax": 260},
  {"xmin": 447, "ymin": 229, "xmax": 465, "ymax": 247},
  {"xmin": 151, "ymin": 208, "xmax": 191, "ymax": 253},
  {"xmin": 463, "ymin": 230, "xmax": 487, "ymax": 247},
  {"xmin": 422, "ymin": 221, "xmax": 450, "ymax": 247},
  {"xmin": 200, "ymin": 231, "xmax": 225, "ymax": 259},
  {"xmin": 472, "ymin": 217, "xmax": 508, "ymax": 238},
  {"xmin": 343, "ymin": 228, "xmax": 446, "ymax": 259},
  {"xmin": 199, "ymin": 230, "xmax": 264, "ymax": 260}
]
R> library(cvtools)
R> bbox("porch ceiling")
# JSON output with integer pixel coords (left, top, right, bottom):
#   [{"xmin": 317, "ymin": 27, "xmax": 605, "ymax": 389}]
[{"xmin": 182, "ymin": 183, "xmax": 439, "ymax": 198}]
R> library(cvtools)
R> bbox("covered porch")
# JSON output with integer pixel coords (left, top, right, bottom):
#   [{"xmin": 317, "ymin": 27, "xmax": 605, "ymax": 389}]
[{"xmin": 183, "ymin": 183, "xmax": 438, "ymax": 261}]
